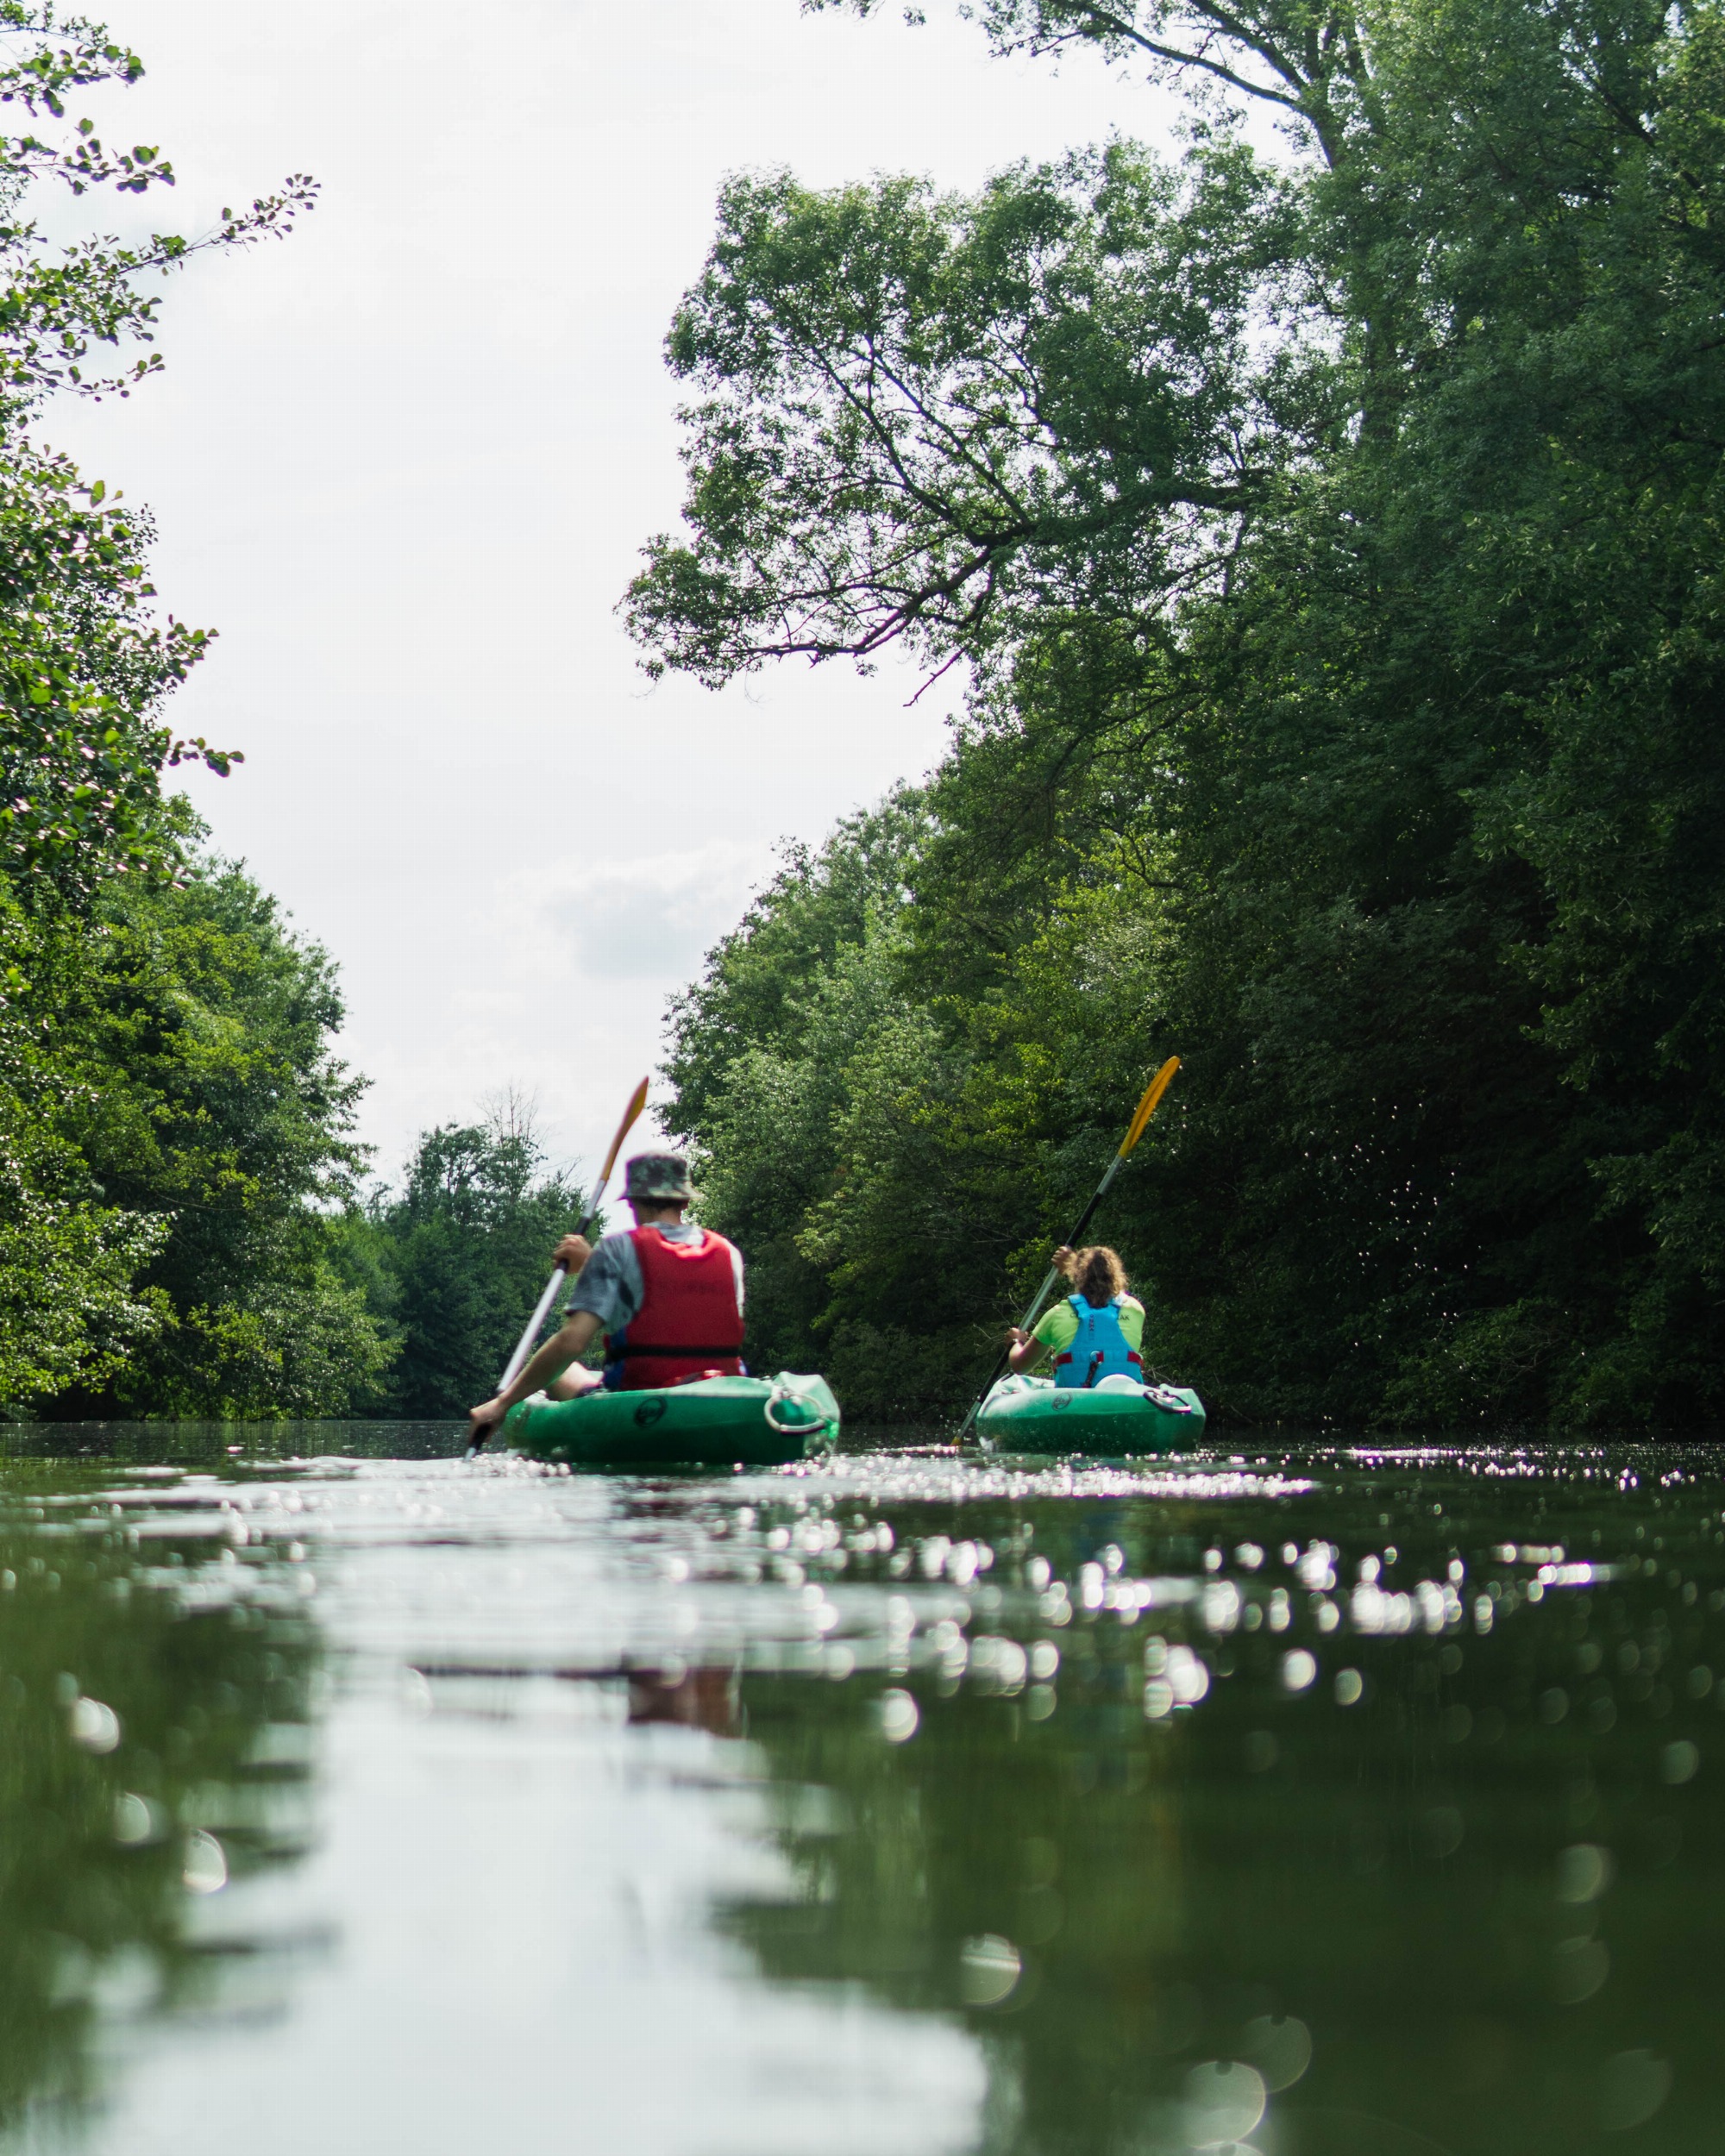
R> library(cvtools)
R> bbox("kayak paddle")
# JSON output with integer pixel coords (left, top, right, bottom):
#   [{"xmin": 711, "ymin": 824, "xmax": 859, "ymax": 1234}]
[
  {"xmin": 470, "ymin": 1075, "xmax": 649, "ymax": 1451},
  {"xmin": 956, "ymin": 1056, "xmax": 1182, "ymax": 1445}
]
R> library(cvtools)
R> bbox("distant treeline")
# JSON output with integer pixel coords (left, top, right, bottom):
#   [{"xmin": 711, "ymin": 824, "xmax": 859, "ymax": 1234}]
[{"xmin": 639, "ymin": 0, "xmax": 1725, "ymax": 1429}]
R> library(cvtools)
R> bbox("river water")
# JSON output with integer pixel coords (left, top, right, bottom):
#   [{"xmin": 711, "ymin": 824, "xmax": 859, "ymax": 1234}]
[{"xmin": 0, "ymin": 1422, "xmax": 1715, "ymax": 2154}]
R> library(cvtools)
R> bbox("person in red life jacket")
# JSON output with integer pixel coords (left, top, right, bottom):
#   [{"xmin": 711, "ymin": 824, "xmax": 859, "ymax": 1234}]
[{"xmin": 467, "ymin": 1151, "xmax": 745, "ymax": 1445}]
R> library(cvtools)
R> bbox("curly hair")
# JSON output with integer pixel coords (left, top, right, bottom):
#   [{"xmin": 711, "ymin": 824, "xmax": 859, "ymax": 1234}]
[{"xmin": 1070, "ymin": 1245, "xmax": 1128, "ymax": 1307}]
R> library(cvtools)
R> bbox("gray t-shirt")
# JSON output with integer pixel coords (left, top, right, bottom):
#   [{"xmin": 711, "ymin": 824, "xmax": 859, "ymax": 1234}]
[{"xmin": 566, "ymin": 1223, "xmax": 745, "ymax": 1337}]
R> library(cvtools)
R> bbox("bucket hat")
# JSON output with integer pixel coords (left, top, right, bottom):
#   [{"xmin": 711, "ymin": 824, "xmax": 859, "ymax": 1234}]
[{"xmin": 623, "ymin": 1151, "xmax": 694, "ymax": 1203}]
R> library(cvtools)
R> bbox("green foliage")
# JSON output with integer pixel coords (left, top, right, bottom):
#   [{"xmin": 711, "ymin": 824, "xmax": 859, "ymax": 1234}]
[
  {"xmin": 352, "ymin": 1114, "xmax": 580, "ymax": 1420},
  {"xmin": 0, "ymin": 8, "xmax": 357, "ymax": 1414},
  {"xmin": 665, "ymin": 796, "xmax": 1171, "ymax": 1414},
  {"xmin": 646, "ymin": 0, "xmax": 1725, "ymax": 1427},
  {"xmin": 626, "ymin": 143, "xmax": 1283, "ymax": 683},
  {"xmin": 0, "ymin": 1080, "xmax": 166, "ymax": 1406},
  {"xmin": 0, "ymin": 7, "xmax": 315, "ymax": 903},
  {"xmin": 4, "ymin": 857, "xmax": 389, "ymax": 1420}
]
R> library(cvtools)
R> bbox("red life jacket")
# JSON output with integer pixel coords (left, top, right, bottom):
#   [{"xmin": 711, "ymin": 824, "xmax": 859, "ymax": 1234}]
[{"xmin": 607, "ymin": 1225, "xmax": 744, "ymax": 1390}]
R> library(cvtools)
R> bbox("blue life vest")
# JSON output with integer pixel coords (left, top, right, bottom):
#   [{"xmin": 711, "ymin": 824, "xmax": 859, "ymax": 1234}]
[{"xmin": 1053, "ymin": 1294, "xmax": 1143, "ymax": 1389}]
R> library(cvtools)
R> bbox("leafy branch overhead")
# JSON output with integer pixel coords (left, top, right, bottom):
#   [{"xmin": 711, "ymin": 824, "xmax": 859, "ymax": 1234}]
[
  {"xmin": 626, "ymin": 147, "xmax": 1288, "ymax": 681},
  {"xmin": 644, "ymin": 0, "xmax": 1725, "ymax": 690},
  {"xmin": 0, "ymin": 4, "xmax": 316, "ymax": 404},
  {"xmin": 809, "ymin": 0, "xmax": 1380, "ymax": 154}
]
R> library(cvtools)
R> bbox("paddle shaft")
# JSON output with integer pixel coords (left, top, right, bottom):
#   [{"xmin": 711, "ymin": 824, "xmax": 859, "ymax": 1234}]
[
  {"xmin": 496, "ymin": 1263, "xmax": 571, "ymax": 1397},
  {"xmin": 471, "ymin": 1079, "xmax": 650, "ymax": 1452},
  {"xmin": 956, "ymin": 1156, "xmax": 1123, "ymax": 1443},
  {"xmin": 490, "ymin": 1183, "xmax": 615, "ymax": 1401}
]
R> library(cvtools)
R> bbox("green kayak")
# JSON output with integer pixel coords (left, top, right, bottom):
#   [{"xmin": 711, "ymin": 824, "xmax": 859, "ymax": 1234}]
[
  {"xmin": 975, "ymin": 1373, "xmax": 1206, "ymax": 1454},
  {"xmin": 501, "ymin": 1372, "xmax": 840, "ymax": 1468}
]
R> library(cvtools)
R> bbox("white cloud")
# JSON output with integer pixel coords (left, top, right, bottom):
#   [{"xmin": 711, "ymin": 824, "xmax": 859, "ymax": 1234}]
[{"xmin": 543, "ymin": 842, "xmax": 777, "ymax": 982}]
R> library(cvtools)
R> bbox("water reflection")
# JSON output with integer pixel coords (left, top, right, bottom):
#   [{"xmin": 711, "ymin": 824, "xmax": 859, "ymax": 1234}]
[
  {"xmin": 0, "ymin": 1471, "xmax": 321, "ymax": 2142},
  {"xmin": 629, "ymin": 1662, "xmax": 743, "ymax": 1736},
  {"xmin": 0, "ymin": 1433, "xmax": 1717, "ymax": 2155},
  {"xmin": 697, "ymin": 1445, "xmax": 1725, "ymax": 2154},
  {"xmin": 0, "ymin": 1420, "xmax": 461, "ymax": 1467}
]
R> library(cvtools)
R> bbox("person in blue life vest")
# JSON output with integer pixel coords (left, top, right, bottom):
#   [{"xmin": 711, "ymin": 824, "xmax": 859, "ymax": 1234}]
[
  {"xmin": 466, "ymin": 1151, "xmax": 745, "ymax": 1445},
  {"xmin": 1006, "ymin": 1244, "xmax": 1147, "ymax": 1388}
]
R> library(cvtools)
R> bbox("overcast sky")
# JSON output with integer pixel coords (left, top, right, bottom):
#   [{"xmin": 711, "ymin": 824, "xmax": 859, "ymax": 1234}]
[{"xmin": 44, "ymin": 0, "xmax": 1161, "ymax": 1210}]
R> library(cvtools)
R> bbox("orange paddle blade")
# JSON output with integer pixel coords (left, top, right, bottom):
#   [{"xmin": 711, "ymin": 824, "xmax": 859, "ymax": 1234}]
[
  {"xmin": 1119, "ymin": 1056, "xmax": 1181, "ymax": 1157},
  {"xmin": 597, "ymin": 1076, "xmax": 650, "ymax": 1194}
]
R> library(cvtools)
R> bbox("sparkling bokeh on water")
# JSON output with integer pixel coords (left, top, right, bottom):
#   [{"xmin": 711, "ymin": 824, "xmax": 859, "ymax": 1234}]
[{"xmin": 0, "ymin": 1420, "xmax": 1716, "ymax": 2153}]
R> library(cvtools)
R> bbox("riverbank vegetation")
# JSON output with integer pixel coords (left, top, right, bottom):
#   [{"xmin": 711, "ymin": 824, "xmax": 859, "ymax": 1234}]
[
  {"xmin": 0, "ymin": 6, "xmax": 378, "ymax": 1417},
  {"xmin": 640, "ymin": 0, "xmax": 1725, "ymax": 1428}
]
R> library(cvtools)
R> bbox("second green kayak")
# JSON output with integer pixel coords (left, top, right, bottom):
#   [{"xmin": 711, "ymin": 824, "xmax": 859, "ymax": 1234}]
[
  {"xmin": 502, "ymin": 1372, "xmax": 840, "ymax": 1468},
  {"xmin": 975, "ymin": 1373, "xmax": 1205, "ymax": 1454}
]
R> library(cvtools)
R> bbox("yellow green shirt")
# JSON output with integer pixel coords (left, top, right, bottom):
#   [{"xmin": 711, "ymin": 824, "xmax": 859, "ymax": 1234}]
[{"xmin": 1032, "ymin": 1294, "xmax": 1145, "ymax": 1358}]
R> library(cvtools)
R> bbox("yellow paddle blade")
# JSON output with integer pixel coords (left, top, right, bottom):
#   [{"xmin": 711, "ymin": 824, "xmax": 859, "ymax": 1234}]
[
  {"xmin": 1119, "ymin": 1056, "xmax": 1181, "ymax": 1157},
  {"xmin": 596, "ymin": 1075, "xmax": 650, "ymax": 1193}
]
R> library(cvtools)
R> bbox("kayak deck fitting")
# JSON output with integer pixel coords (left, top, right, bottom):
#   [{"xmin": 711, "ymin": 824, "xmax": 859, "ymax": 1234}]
[
  {"xmin": 502, "ymin": 1372, "xmax": 839, "ymax": 1468},
  {"xmin": 975, "ymin": 1373, "xmax": 1206, "ymax": 1454}
]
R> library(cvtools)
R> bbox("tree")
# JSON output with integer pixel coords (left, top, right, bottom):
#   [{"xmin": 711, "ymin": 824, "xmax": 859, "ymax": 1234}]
[
  {"xmin": 640, "ymin": 0, "xmax": 1725, "ymax": 1426},
  {"xmin": 0, "ymin": 3, "xmax": 314, "ymax": 902},
  {"xmin": 0, "ymin": 5, "xmax": 321, "ymax": 1411},
  {"xmin": 358, "ymin": 1113, "xmax": 580, "ymax": 1420},
  {"xmin": 664, "ymin": 793, "xmax": 1176, "ymax": 1414},
  {"xmin": 625, "ymin": 142, "xmax": 1282, "ymax": 683},
  {"xmin": 18, "ymin": 856, "xmax": 390, "ymax": 1419}
]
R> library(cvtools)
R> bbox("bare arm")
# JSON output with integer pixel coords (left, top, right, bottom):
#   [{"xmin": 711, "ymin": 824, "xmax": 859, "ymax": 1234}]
[
  {"xmin": 469, "ymin": 1309, "xmax": 602, "ymax": 1440},
  {"xmin": 1007, "ymin": 1245, "xmax": 1073, "ymax": 1371},
  {"xmin": 1007, "ymin": 1326, "xmax": 1045, "ymax": 1375}
]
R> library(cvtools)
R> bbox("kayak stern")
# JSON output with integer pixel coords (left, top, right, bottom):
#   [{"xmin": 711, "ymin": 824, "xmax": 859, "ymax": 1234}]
[
  {"xmin": 974, "ymin": 1373, "xmax": 1204, "ymax": 1456},
  {"xmin": 501, "ymin": 1371, "xmax": 840, "ymax": 1469}
]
